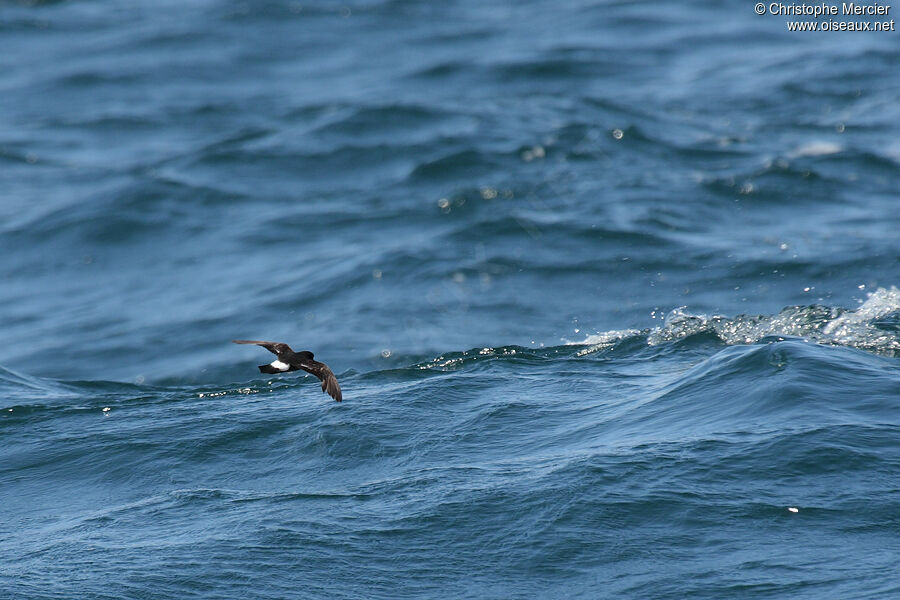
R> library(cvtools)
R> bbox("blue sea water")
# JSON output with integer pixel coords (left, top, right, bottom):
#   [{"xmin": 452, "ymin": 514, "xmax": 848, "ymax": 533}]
[{"xmin": 2, "ymin": 0, "xmax": 899, "ymax": 598}]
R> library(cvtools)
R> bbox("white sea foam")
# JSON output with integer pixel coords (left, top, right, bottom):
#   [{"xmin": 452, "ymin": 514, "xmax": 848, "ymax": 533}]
[
  {"xmin": 823, "ymin": 286, "xmax": 900, "ymax": 335},
  {"xmin": 565, "ymin": 329, "xmax": 640, "ymax": 356},
  {"xmin": 567, "ymin": 287, "xmax": 900, "ymax": 355},
  {"xmin": 791, "ymin": 141, "xmax": 842, "ymax": 157}
]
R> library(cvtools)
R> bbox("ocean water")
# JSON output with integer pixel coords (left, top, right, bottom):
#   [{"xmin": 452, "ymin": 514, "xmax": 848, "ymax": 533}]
[{"xmin": 2, "ymin": 1, "xmax": 899, "ymax": 598}]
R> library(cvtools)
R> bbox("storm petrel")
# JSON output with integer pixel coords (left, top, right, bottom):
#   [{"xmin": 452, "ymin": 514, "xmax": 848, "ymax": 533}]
[{"xmin": 232, "ymin": 340, "xmax": 342, "ymax": 402}]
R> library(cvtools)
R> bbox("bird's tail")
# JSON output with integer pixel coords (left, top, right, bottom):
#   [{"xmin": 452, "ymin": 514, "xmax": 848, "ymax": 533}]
[{"xmin": 258, "ymin": 364, "xmax": 280, "ymax": 374}]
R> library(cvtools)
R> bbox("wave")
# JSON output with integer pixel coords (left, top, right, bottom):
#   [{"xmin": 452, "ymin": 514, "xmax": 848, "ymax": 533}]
[
  {"xmin": 2, "ymin": 289, "xmax": 897, "ymax": 407},
  {"xmin": 572, "ymin": 286, "xmax": 900, "ymax": 357}
]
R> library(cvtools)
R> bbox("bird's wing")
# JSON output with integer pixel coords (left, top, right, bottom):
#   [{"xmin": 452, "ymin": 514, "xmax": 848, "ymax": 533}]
[
  {"xmin": 299, "ymin": 360, "xmax": 342, "ymax": 402},
  {"xmin": 232, "ymin": 340, "xmax": 293, "ymax": 356}
]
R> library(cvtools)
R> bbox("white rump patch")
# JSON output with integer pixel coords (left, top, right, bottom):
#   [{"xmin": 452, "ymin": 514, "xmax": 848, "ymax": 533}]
[{"xmin": 270, "ymin": 360, "xmax": 290, "ymax": 371}]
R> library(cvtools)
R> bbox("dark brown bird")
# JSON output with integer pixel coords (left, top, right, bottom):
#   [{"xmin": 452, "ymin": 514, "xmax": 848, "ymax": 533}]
[{"xmin": 232, "ymin": 340, "xmax": 342, "ymax": 402}]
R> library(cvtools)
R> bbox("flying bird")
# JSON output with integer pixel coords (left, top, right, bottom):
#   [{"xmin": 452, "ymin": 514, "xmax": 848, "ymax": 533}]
[{"xmin": 232, "ymin": 340, "xmax": 342, "ymax": 402}]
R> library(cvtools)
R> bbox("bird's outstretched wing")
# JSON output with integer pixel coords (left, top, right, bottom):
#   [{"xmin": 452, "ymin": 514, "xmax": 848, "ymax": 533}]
[
  {"xmin": 299, "ymin": 360, "xmax": 342, "ymax": 402},
  {"xmin": 232, "ymin": 340, "xmax": 293, "ymax": 356}
]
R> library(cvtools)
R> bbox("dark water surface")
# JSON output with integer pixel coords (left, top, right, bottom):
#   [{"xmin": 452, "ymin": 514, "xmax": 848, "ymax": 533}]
[{"xmin": 2, "ymin": 1, "xmax": 899, "ymax": 598}]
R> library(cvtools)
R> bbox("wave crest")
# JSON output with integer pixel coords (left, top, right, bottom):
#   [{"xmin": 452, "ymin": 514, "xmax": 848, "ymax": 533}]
[{"xmin": 574, "ymin": 287, "xmax": 900, "ymax": 356}]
